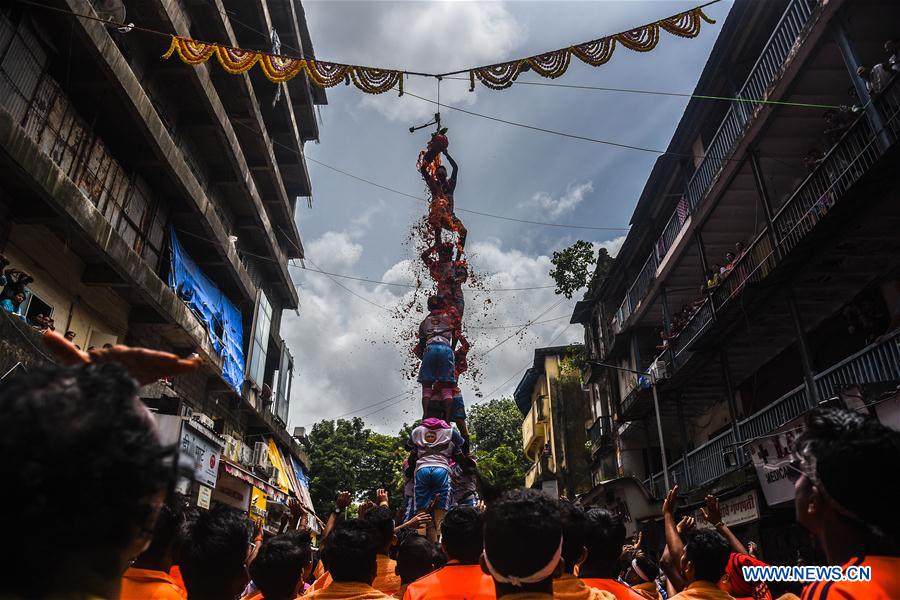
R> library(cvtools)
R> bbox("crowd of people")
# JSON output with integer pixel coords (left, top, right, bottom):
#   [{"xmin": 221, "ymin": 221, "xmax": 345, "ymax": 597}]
[
  {"xmin": 0, "ymin": 254, "xmax": 34, "ymax": 317},
  {"xmin": 3, "ymin": 331, "xmax": 899, "ymax": 600},
  {"xmin": 656, "ymin": 242, "xmax": 749, "ymax": 353},
  {"xmin": 856, "ymin": 39, "xmax": 900, "ymax": 98}
]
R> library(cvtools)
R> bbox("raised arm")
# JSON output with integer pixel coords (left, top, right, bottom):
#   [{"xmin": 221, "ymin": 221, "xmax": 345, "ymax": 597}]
[
  {"xmin": 662, "ymin": 486, "xmax": 686, "ymax": 566},
  {"xmin": 443, "ymin": 151, "xmax": 459, "ymax": 181},
  {"xmin": 702, "ymin": 494, "xmax": 749, "ymax": 555}
]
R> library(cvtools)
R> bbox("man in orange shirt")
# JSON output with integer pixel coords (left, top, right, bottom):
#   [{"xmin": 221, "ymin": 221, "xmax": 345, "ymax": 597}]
[
  {"xmin": 306, "ymin": 521, "xmax": 393, "ymax": 600},
  {"xmin": 403, "ymin": 506, "xmax": 494, "ymax": 600},
  {"xmin": 362, "ymin": 506, "xmax": 403, "ymax": 596},
  {"xmin": 579, "ymin": 509, "xmax": 646, "ymax": 599},
  {"xmin": 793, "ymin": 409, "xmax": 900, "ymax": 600},
  {"xmin": 662, "ymin": 530, "xmax": 734, "ymax": 600},
  {"xmin": 553, "ymin": 503, "xmax": 616, "ymax": 600},
  {"xmin": 180, "ymin": 506, "xmax": 255, "ymax": 600},
  {"xmin": 481, "ymin": 489, "xmax": 564, "ymax": 600},
  {"xmin": 122, "ymin": 500, "xmax": 188, "ymax": 599},
  {"xmin": 248, "ymin": 530, "xmax": 314, "ymax": 600},
  {"xmin": 1, "ymin": 342, "xmax": 200, "ymax": 600},
  {"xmin": 395, "ymin": 535, "xmax": 436, "ymax": 599}
]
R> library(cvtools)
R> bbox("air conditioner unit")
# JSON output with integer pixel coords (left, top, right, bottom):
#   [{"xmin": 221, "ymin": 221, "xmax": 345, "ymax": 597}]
[
  {"xmin": 252, "ymin": 442, "xmax": 269, "ymax": 469},
  {"xmin": 192, "ymin": 412, "xmax": 215, "ymax": 430},
  {"xmin": 269, "ymin": 467, "xmax": 280, "ymax": 486}
]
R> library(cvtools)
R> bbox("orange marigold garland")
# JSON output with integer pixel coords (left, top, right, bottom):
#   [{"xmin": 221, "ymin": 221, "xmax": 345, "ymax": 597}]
[
  {"xmin": 216, "ymin": 46, "xmax": 261, "ymax": 75},
  {"xmin": 161, "ymin": 4, "xmax": 716, "ymax": 95}
]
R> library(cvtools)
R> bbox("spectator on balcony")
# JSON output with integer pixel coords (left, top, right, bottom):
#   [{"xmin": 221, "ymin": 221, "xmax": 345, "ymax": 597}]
[
  {"xmin": 2, "ymin": 267, "xmax": 34, "ymax": 300},
  {"xmin": 887, "ymin": 39, "xmax": 900, "ymax": 74},
  {"xmin": 705, "ymin": 269, "xmax": 721, "ymax": 291},
  {"xmin": 1, "ymin": 291, "xmax": 26, "ymax": 315},
  {"xmin": 721, "ymin": 253, "xmax": 736, "ymax": 278},
  {"xmin": 64, "ymin": 330, "xmax": 77, "ymax": 343},
  {"xmin": 857, "ymin": 64, "xmax": 891, "ymax": 96},
  {"xmin": 656, "ymin": 330, "xmax": 670, "ymax": 353},
  {"xmin": 803, "ymin": 148, "xmax": 826, "ymax": 174},
  {"xmin": 792, "ymin": 408, "xmax": 900, "ymax": 599},
  {"xmin": 31, "ymin": 313, "xmax": 49, "ymax": 331},
  {"xmin": 0, "ymin": 254, "xmax": 8, "ymax": 287},
  {"xmin": 734, "ymin": 242, "xmax": 746, "ymax": 261}
]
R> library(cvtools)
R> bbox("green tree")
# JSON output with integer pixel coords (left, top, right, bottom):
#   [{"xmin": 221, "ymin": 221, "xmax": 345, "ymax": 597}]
[
  {"xmin": 468, "ymin": 398, "xmax": 525, "ymax": 453},
  {"xmin": 549, "ymin": 242, "xmax": 614, "ymax": 299},
  {"xmin": 358, "ymin": 431, "xmax": 407, "ymax": 504},
  {"xmin": 468, "ymin": 398, "xmax": 528, "ymax": 498}
]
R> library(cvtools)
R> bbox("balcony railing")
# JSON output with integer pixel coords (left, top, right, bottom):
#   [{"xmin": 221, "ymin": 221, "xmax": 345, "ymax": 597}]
[
  {"xmin": 642, "ymin": 330, "xmax": 900, "ymax": 496},
  {"xmin": 588, "ymin": 415, "xmax": 612, "ymax": 456},
  {"xmin": 608, "ymin": 0, "xmax": 817, "ymax": 333},
  {"xmin": 657, "ymin": 76, "xmax": 900, "ymax": 377}
]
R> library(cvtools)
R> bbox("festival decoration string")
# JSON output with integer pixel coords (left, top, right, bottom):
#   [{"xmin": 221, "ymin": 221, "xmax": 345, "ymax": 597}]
[{"xmin": 153, "ymin": 2, "xmax": 721, "ymax": 94}]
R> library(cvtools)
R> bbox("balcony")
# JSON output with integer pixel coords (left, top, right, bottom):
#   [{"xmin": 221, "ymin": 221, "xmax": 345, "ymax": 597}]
[
  {"xmin": 525, "ymin": 454, "xmax": 556, "ymax": 489},
  {"xmin": 588, "ymin": 415, "xmax": 613, "ymax": 458},
  {"xmin": 659, "ymin": 75, "xmax": 900, "ymax": 376},
  {"xmin": 522, "ymin": 398, "xmax": 548, "ymax": 458},
  {"xmin": 610, "ymin": 0, "xmax": 818, "ymax": 333},
  {"xmin": 643, "ymin": 330, "xmax": 900, "ymax": 497}
]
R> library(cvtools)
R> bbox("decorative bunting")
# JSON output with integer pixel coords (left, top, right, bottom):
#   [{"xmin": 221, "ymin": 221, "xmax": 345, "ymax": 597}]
[{"xmin": 161, "ymin": 4, "xmax": 716, "ymax": 95}]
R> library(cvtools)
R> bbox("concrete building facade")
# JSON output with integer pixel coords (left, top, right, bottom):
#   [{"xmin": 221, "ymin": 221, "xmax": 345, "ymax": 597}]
[
  {"xmin": 0, "ymin": 0, "xmax": 325, "ymax": 528},
  {"xmin": 571, "ymin": 0, "xmax": 900, "ymax": 563}
]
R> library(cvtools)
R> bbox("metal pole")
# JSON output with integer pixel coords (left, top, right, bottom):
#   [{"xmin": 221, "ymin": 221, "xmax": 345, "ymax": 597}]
[{"xmin": 651, "ymin": 373, "xmax": 670, "ymax": 491}]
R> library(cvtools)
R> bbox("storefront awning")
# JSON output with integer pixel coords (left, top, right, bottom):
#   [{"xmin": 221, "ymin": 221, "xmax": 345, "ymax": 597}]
[{"xmin": 220, "ymin": 459, "xmax": 287, "ymax": 503}]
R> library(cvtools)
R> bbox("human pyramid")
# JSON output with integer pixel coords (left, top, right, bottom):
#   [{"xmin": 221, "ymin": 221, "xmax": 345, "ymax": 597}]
[{"xmin": 405, "ymin": 130, "xmax": 476, "ymax": 544}]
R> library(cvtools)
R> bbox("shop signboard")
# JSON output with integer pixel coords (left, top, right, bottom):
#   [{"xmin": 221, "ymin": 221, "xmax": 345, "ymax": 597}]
[
  {"xmin": 197, "ymin": 485, "xmax": 212, "ymax": 509},
  {"xmin": 695, "ymin": 489, "xmax": 760, "ymax": 527},
  {"xmin": 747, "ymin": 418, "xmax": 805, "ymax": 507},
  {"xmin": 212, "ymin": 472, "xmax": 252, "ymax": 512},
  {"xmin": 250, "ymin": 486, "xmax": 267, "ymax": 524},
  {"xmin": 180, "ymin": 420, "xmax": 223, "ymax": 489}
]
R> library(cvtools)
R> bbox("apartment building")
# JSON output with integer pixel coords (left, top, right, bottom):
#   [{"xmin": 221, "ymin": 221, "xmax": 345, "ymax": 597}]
[
  {"xmin": 572, "ymin": 0, "xmax": 900, "ymax": 562},
  {"xmin": 0, "ymin": 0, "xmax": 325, "ymax": 530}
]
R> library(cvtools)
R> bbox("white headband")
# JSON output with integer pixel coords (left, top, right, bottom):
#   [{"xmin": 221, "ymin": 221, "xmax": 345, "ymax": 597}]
[
  {"xmin": 482, "ymin": 539, "xmax": 563, "ymax": 587},
  {"xmin": 631, "ymin": 558, "xmax": 650, "ymax": 582}
]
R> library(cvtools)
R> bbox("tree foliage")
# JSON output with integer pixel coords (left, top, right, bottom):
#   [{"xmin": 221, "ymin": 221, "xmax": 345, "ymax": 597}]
[
  {"xmin": 468, "ymin": 398, "xmax": 528, "ymax": 499},
  {"xmin": 549, "ymin": 241, "xmax": 615, "ymax": 299},
  {"xmin": 306, "ymin": 418, "xmax": 408, "ymax": 516}
]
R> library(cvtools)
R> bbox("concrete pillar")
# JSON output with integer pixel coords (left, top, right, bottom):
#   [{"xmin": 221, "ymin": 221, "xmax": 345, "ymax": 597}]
[
  {"xmin": 785, "ymin": 287, "xmax": 821, "ymax": 408},
  {"xmin": 695, "ymin": 230, "xmax": 717, "ymax": 319},
  {"xmin": 831, "ymin": 14, "xmax": 892, "ymax": 151},
  {"xmin": 748, "ymin": 149, "xmax": 782, "ymax": 260},
  {"xmin": 719, "ymin": 350, "xmax": 743, "ymax": 442},
  {"xmin": 675, "ymin": 395, "xmax": 691, "ymax": 487}
]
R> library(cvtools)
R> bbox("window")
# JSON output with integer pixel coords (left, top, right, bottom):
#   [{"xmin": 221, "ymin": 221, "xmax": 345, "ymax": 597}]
[
  {"xmin": 274, "ymin": 345, "xmax": 293, "ymax": 425},
  {"xmin": 20, "ymin": 289, "xmax": 52, "ymax": 324},
  {"xmin": 247, "ymin": 291, "xmax": 271, "ymax": 386}
]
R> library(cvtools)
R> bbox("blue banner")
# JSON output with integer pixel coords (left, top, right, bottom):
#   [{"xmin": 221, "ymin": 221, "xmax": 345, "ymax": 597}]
[{"xmin": 168, "ymin": 230, "xmax": 245, "ymax": 391}]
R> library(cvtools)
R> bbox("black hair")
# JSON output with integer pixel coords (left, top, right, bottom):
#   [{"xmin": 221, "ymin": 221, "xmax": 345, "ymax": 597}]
[
  {"xmin": 362, "ymin": 505, "xmax": 396, "ymax": 553},
  {"xmin": 249, "ymin": 530, "xmax": 312, "ymax": 600},
  {"xmin": 796, "ymin": 407, "xmax": 900, "ymax": 547},
  {"xmin": 425, "ymin": 398, "xmax": 446, "ymax": 419},
  {"xmin": 441, "ymin": 506, "xmax": 483, "ymax": 564},
  {"xmin": 684, "ymin": 529, "xmax": 731, "ymax": 583},
  {"xmin": 180, "ymin": 505, "xmax": 254, "ymax": 598},
  {"xmin": 559, "ymin": 502, "xmax": 587, "ymax": 574},
  {"xmin": 0, "ymin": 363, "xmax": 170, "ymax": 596},
  {"xmin": 134, "ymin": 495, "xmax": 188, "ymax": 570},
  {"xmin": 633, "ymin": 552, "xmax": 659, "ymax": 580},
  {"xmin": 581, "ymin": 508, "xmax": 626, "ymax": 577},
  {"xmin": 483, "ymin": 489, "xmax": 561, "ymax": 580},
  {"xmin": 427, "ymin": 295, "xmax": 443, "ymax": 311},
  {"xmin": 431, "ymin": 541, "xmax": 448, "ymax": 570},
  {"xmin": 396, "ymin": 535, "xmax": 435, "ymax": 584},
  {"xmin": 324, "ymin": 519, "xmax": 378, "ymax": 584}
]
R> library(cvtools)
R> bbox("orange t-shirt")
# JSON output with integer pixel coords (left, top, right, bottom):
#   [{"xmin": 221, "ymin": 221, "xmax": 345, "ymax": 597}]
[
  {"xmin": 581, "ymin": 578, "xmax": 648, "ymax": 600},
  {"xmin": 554, "ymin": 574, "xmax": 617, "ymax": 600},
  {"xmin": 403, "ymin": 563, "xmax": 495, "ymax": 600},
  {"xmin": 310, "ymin": 555, "xmax": 401, "ymax": 597},
  {"xmin": 801, "ymin": 556, "xmax": 900, "ymax": 600},
  {"xmin": 121, "ymin": 567, "xmax": 187, "ymax": 600}
]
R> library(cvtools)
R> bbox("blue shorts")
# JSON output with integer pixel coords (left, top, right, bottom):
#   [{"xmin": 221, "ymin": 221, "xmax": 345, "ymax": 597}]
[
  {"xmin": 451, "ymin": 394, "xmax": 466, "ymax": 421},
  {"xmin": 418, "ymin": 343, "xmax": 456, "ymax": 384},
  {"xmin": 402, "ymin": 495, "xmax": 414, "ymax": 522},
  {"xmin": 414, "ymin": 466, "xmax": 452, "ymax": 511}
]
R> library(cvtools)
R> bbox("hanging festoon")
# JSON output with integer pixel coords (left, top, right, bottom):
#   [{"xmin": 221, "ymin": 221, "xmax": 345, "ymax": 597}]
[{"xmin": 161, "ymin": 3, "xmax": 717, "ymax": 95}]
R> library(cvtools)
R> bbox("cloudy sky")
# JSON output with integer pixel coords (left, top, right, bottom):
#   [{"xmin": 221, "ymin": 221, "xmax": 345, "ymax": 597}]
[{"xmin": 283, "ymin": 0, "xmax": 733, "ymax": 433}]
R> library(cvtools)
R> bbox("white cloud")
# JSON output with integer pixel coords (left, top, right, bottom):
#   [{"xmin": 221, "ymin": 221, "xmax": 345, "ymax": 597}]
[
  {"xmin": 285, "ymin": 230, "xmax": 628, "ymax": 433},
  {"xmin": 599, "ymin": 234, "xmax": 627, "ymax": 258},
  {"xmin": 521, "ymin": 181, "xmax": 594, "ymax": 219}
]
